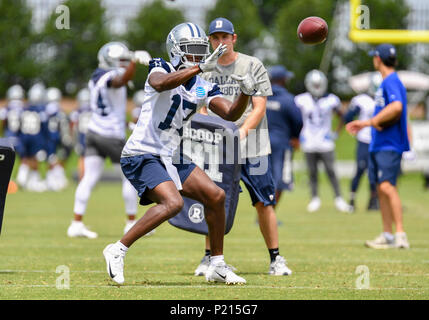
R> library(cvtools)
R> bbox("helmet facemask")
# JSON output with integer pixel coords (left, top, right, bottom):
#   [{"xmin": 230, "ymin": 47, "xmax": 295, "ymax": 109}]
[{"xmin": 167, "ymin": 23, "xmax": 210, "ymax": 70}]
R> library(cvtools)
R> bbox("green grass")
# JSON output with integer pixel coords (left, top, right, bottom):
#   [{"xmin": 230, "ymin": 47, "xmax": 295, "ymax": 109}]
[{"xmin": 1, "ymin": 170, "xmax": 428, "ymax": 300}]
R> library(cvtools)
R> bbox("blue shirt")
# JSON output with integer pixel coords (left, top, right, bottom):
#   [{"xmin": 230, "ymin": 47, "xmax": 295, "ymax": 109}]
[
  {"xmin": 370, "ymin": 72, "xmax": 409, "ymax": 154},
  {"xmin": 266, "ymin": 84, "xmax": 303, "ymax": 148}
]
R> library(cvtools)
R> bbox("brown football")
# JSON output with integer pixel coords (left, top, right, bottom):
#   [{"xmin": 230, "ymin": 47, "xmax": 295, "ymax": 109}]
[{"xmin": 297, "ymin": 16, "xmax": 328, "ymax": 44}]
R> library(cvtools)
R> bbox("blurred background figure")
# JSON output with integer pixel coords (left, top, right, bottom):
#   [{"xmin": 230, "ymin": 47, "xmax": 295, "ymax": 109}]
[
  {"xmin": 45, "ymin": 87, "xmax": 69, "ymax": 191},
  {"xmin": 344, "ymin": 72, "xmax": 382, "ymax": 212},
  {"xmin": 70, "ymin": 87, "xmax": 92, "ymax": 181},
  {"xmin": 295, "ymin": 70, "xmax": 351, "ymax": 213},
  {"xmin": 68, "ymin": 41, "xmax": 144, "ymax": 239},
  {"xmin": 0, "ymin": 84, "xmax": 25, "ymax": 155},
  {"xmin": 266, "ymin": 65, "xmax": 303, "ymax": 205},
  {"xmin": 17, "ymin": 83, "xmax": 48, "ymax": 192}
]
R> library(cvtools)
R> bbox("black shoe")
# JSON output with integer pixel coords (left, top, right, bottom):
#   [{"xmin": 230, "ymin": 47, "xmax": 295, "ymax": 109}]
[{"xmin": 367, "ymin": 197, "xmax": 379, "ymax": 211}]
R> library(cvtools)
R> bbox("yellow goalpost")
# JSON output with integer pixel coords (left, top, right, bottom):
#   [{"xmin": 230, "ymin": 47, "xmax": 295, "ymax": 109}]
[{"xmin": 349, "ymin": 0, "xmax": 429, "ymax": 43}]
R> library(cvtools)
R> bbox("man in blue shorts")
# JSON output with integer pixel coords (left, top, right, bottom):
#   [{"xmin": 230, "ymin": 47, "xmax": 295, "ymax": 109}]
[
  {"xmin": 103, "ymin": 22, "xmax": 263, "ymax": 285},
  {"xmin": 346, "ymin": 44, "xmax": 410, "ymax": 249},
  {"xmin": 266, "ymin": 65, "xmax": 303, "ymax": 204}
]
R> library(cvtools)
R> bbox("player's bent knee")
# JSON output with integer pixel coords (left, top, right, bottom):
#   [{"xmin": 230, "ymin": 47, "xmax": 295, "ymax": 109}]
[{"xmin": 164, "ymin": 197, "xmax": 184, "ymax": 218}]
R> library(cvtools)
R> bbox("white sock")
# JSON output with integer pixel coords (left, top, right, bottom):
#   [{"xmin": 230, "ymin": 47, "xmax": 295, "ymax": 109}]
[
  {"xmin": 116, "ymin": 240, "xmax": 129, "ymax": 252},
  {"xmin": 383, "ymin": 232, "xmax": 394, "ymax": 242},
  {"xmin": 210, "ymin": 255, "xmax": 224, "ymax": 266}
]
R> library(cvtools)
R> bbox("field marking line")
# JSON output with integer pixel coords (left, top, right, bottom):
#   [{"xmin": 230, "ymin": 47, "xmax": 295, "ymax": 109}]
[
  {"xmin": 1, "ymin": 269, "xmax": 429, "ymax": 277},
  {"xmin": 0, "ymin": 284, "xmax": 428, "ymax": 291}
]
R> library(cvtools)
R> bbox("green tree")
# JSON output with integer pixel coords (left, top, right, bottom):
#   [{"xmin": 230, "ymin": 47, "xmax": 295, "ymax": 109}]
[
  {"xmin": 0, "ymin": 0, "xmax": 39, "ymax": 95},
  {"xmin": 274, "ymin": 0, "xmax": 411, "ymax": 96},
  {"xmin": 205, "ymin": 0, "xmax": 265, "ymax": 55},
  {"xmin": 38, "ymin": 0, "xmax": 110, "ymax": 94},
  {"xmin": 275, "ymin": 0, "xmax": 336, "ymax": 93},
  {"xmin": 253, "ymin": 0, "xmax": 293, "ymax": 29},
  {"xmin": 125, "ymin": 0, "xmax": 185, "ymax": 90}
]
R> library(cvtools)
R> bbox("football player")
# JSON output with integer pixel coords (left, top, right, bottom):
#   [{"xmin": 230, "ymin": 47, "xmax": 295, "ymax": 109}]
[
  {"xmin": 196, "ymin": 17, "xmax": 292, "ymax": 277},
  {"xmin": 344, "ymin": 72, "xmax": 382, "ymax": 212},
  {"xmin": 17, "ymin": 83, "xmax": 49, "ymax": 192},
  {"xmin": 266, "ymin": 65, "xmax": 303, "ymax": 204},
  {"xmin": 45, "ymin": 87, "xmax": 68, "ymax": 191},
  {"xmin": 295, "ymin": 70, "xmax": 351, "ymax": 213},
  {"xmin": 0, "ymin": 85, "xmax": 25, "ymax": 153},
  {"xmin": 67, "ymin": 42, "xmax": 151, "ymax": 239},
  {"xmin": 103, "ymin": 22, "xmax": 261, "ymax": 285},
  {"xmin": 69, "ymin": 87, "xmax": 92, "ymax": 180}
]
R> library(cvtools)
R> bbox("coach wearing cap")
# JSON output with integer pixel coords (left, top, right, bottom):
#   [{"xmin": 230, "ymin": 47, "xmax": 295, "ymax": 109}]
[
  {"xmin": 266, "ymin": 65, "xmax": 303, "ymax": 204},
  {"xmin": 346, "ymin": 43, "xmax": 410, "ymax": 249}
]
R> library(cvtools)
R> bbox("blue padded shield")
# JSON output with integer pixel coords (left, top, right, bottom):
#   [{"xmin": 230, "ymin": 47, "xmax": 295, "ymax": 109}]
[{"xmin": 168, "ymin": 114, "xmax": 241, "ymax": 235}]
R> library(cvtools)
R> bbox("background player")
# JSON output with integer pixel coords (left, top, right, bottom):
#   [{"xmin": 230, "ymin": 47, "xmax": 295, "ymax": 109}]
[
  {"xmin": 67, "ymin": 42, "xmax": 151, "ymax": 238},
  {"xmin": 197, "ymin": 17, "xmax": 292, "ymax": 276},
  {"xmin": 266, "ymin": 65, "xmax": 303, "ymax": 205},
  {"xmin": 70, "ymin": 87, "xmax": 92, "ymax": 181},
  {"xmin": 45, "ymin": 87, "xmax": 68, "ymax": 191},
  {"xmin": 295, "ymin": 70, "xmax": 351, "ymax": 213},
  {"xmin": 344, "ymin": 72, "xmax": 382, "ymax": 212},
  {"xmin": 0, "ymin": 85, "xmax": 25, "ymax": 158},
  {"xmin": 103, "ymin": 22, "xmax": 260, "ymax": 285},
  {"xmin": 346, "ymin": 44, "xmax": 410, "ymax": 249},
  {"xmin": 17, "ymin": 83, "xmax": 48, "ymax": 192}
]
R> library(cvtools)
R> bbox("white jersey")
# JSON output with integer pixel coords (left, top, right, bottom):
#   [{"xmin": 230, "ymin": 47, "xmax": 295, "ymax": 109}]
[
  {"xmin": 295, "ymin": 92, "xmax": 341, "ymax": 153},
  {"xmin": 201, "ymin": 52, "xmax": 273, "ymax": 158},
  {"xmin": 349, "ymin": 94, "xmax": 375, "ymax": 144},
  {"xmin": 87, "ymin": 68, "xmax": 127, "ymax": 139},
  {"xmin": 122, "ymin": 58, "xmax": 222, "ymax": 159}
]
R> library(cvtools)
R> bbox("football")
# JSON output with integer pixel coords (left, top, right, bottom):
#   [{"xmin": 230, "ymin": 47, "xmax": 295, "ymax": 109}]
[{"xmin": 297, "ymin": 16, "xmax": 328, "ymax": 44}]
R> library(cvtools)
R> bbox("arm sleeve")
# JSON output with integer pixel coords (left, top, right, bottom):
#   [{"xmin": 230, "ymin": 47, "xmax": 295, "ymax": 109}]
[
  {"xmin": 251, "ymin": 58, "xmax": 272, "ymax": 97},
  {"xmin": 384, "ymin": 79, "xmax": 402, "ymax": 104},
  {"xmin": 206, "ymin": 83, "xmax": 223, "ymax": 108}
]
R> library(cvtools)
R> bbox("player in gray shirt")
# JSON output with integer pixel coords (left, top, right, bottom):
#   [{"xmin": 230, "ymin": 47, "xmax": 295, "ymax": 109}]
[{"xmin": 196, "ymin": 17, "xmax": 292, "ymax": 276}]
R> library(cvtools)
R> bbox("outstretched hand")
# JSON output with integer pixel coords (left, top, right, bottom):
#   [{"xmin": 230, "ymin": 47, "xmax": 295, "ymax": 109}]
[
  {"xmin": 199, "ymin": 44, "xmax": 227, "ymax": 73},
  {"xmin": 230, "ymin": 62, "xmax": 266, "ymax": 96},
  {"xmin": 132, "ymin": 50, "xmax": 152, "ymax": 66}
]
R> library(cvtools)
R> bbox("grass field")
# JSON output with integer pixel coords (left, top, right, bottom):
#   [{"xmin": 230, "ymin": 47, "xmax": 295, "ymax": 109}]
[{"xmin": 1, "ymin": 167, "xmax": 428, "ymax": 300}]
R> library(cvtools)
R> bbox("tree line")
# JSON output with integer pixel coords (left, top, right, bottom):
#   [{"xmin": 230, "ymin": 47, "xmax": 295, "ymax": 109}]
[{"xmin": 1, "ymin": 0, "xmax": 410, "ymax": 99}]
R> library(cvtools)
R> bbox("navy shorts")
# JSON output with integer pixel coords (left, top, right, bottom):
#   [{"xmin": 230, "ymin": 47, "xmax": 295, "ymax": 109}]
[
  {"xmin": 270, "ymin": 147, "xmax": 294, "ymax": 191},
  {"xmin": 120, "ymin": 154, "xmax": 196, "ymax": 205},
  {"xmin": 241, "ymin": 156, "xmax": 276, "ymax": 207},
  {"xmin": 368, "ymin": 150, "xmax": 402, "ymax": 186},
  {"xmin": 19, "ymin": 134, "xmax": 45, "ymax": 157}
]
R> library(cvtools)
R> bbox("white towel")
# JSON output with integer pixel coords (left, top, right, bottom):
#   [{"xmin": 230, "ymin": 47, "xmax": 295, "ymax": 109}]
[{"xmin": 160, "ymin": 155, "xmax": 182, "ymax": 190}]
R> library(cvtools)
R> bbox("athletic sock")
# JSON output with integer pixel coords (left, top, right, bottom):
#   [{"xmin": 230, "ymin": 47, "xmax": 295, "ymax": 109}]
[
  {"xmin": 350, "ymin": 192, "xmax": 356, "ymax": 201},
  {"xmin": 209, "ymin": 255, "xmax": 224, "ymax": 266},
  {"xmin": 269, "ymin": 248, "xmax": 280, "ymax": 263},
  {"xmin": 116, "ymin": 240, "xmax": 129, "ymax": 253},
  {"xmin": 383, "ymin": 232, "xmax": 394, "ymax": 242},
  {"xmin": 205, "ymin": 249, "xmax": 211, "ymax": 257}
]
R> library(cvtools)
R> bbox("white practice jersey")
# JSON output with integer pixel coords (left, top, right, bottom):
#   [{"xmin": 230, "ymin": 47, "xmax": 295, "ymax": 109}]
[
  {"xmin": 295, "ymin": 92, "xmax": 341, "ymax": 153},
  {"xmin": 348, "ymin": 94, "xmax": 375, "ymax": 144},
  {"xmin": 201, "ymin": 52, "xmax": 273, "ymax": 158},
  {"xmin": 122, "ymin": 58, "xmax": 222, "ymax": 159},
  {"xmin": 87, "ymin": 68, "xmax": 127, "ymax": 139}
]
